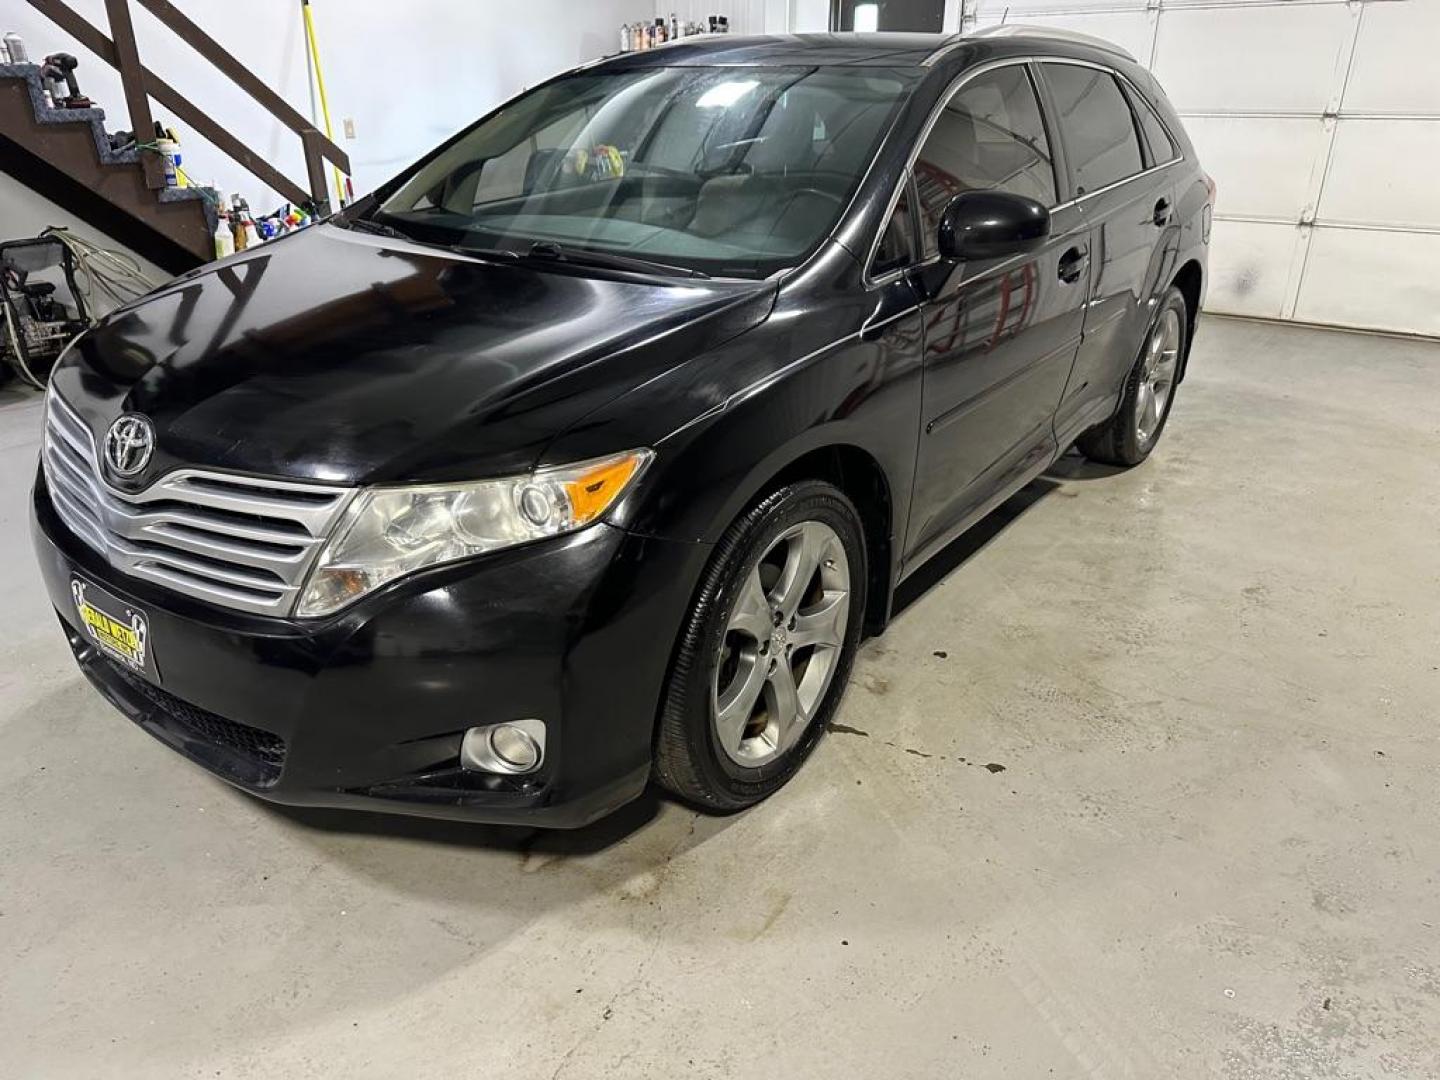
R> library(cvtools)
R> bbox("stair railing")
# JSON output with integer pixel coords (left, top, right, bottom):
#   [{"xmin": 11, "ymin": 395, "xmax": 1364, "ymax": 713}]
[{"xmin": 26, "ymin": 0, "xmax": 351, "ymax": 211}]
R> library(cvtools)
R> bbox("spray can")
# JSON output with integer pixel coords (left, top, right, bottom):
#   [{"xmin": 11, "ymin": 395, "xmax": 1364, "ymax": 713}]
[
  {"xmin": 162, "ymin": 126, "xmax": 186, "ymax": 187},
  {"xmin": 3, "ymin": 33, "xmax": 28, "ymax": 64}
]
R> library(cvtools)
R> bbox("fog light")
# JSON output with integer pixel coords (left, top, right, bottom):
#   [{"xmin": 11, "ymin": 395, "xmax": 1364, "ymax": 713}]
[{"xmin": 460, "ymin": 719, "xmax": 546, "ymax": 775}]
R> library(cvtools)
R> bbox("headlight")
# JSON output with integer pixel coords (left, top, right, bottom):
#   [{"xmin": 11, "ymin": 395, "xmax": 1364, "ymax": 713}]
[{"xmin": 296, "ymin": 449, "xmax": 652, "ymax": 617}]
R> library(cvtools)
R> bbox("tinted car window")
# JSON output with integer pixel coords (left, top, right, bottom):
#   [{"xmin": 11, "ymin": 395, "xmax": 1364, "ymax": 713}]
[
  {"xmin": 1129, "ymin": 87, "xmax": 1178, "ymax": 165},
  {"xmin": 871, "ymin": 182, "xmax": 917, "ymax": 276},
  {"xmin": 913, "ymin": 65, "xmax": 1057, "ymax": 258},
  {"xmin": 1042, "ymin": 64, "xmax": 1144, "ymax": 195}
]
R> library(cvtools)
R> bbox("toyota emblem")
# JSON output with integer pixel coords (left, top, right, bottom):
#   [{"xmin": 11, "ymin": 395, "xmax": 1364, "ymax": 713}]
[{"xmin": 104, "ymin": 415, "xmax": 155, "ymax": 478}]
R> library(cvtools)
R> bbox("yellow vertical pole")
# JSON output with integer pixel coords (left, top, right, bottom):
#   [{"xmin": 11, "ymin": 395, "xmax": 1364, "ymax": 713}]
[{"xmin": 301, "ymin": 0, "xmax": 346, "ymax": 207}]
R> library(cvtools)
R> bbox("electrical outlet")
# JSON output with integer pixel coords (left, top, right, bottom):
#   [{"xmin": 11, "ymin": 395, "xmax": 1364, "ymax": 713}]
[{"xmin": 342, "ymin": 117, "xmax": 356, "ymax": 139}]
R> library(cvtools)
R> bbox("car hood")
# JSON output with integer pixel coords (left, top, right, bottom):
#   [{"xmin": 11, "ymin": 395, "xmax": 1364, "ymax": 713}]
[{"xmin": 54, "ymin": 225, "xmax": 775, "ymax": 487}]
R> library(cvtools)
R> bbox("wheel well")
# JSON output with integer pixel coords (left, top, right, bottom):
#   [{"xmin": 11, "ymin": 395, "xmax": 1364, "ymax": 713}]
[
  {"xmin": 762, "ymin": 445, "xmax": 894, "ymax": 636},
  {"xmin": 1172, "ymin": 260, "xmax": 1204, "ymax": 368}
]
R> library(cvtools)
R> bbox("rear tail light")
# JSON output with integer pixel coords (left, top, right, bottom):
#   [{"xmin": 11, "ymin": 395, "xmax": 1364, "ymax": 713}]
[{"xmin": 1203, "ymin": 172, "xmax": 1217, "ymax": 205}]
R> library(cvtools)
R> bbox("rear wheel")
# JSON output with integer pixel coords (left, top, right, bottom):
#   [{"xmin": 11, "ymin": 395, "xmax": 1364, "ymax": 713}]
[
  {"xmin": 653, "ymin": 481, "xmax": 866, "ymax": 811},
  {"xmin": 1077, "ymin": 286, "xmax": 1188, "ymax": 466}
]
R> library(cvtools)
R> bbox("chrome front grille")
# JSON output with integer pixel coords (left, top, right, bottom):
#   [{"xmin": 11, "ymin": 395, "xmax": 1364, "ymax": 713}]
[{"xmin": 42, "ymin": 390, "xmax": 356, "ymax": 616}]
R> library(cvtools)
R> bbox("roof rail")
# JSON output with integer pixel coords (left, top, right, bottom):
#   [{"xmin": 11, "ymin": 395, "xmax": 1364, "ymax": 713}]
[{"xmin": 967, "ymin": 23, "xmax": 1136, "ymax": 62}]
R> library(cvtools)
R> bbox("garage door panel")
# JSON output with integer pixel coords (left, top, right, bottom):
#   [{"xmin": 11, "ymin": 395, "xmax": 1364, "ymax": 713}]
[
  {"xmin": 1204, "ymin": 219, "xmax": 1304, "ymax": 319},
  {"xmin": 1343, "ymin": 0, "xmax": 1440, "ymax": 115},
  {"xmin": 1320, "ymin": 119, "xmax": 1440, "ymax": 230},
  {"xmin": 962, "ymin": 0, "xmax": 1434, "ymax": 338},
  {"xmin": 969, "ymin": 0, "xmax": 1149, "ymax": 16},
  {"xmin": 1294, "ymin": 229, "xmax": 1440, "ymax": 337},
  {"xmin": 1152, "ymin": 4, "xmax": 1354, "ymax": 114},
  {"xmin": 971, "ymin": 11, "xmax": 1154, "ymax": 62},
  {"xmin": 1185, "ymin": 116, "xmax": 1326, "ymax": 222}
]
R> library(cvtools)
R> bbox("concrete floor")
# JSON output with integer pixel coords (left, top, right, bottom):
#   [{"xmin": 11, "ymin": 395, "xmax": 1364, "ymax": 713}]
[{"xmin": 2, "ymin": 316, "xmax": 1438, "ymax": 1078}]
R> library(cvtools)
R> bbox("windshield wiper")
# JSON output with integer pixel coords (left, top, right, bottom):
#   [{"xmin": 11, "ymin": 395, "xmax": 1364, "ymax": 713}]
[
  {"xmin": 336, "ymin": 215, "xmax": 412, "ymax": 241},
  {"xmin": 520, "ymin": 241, "xmax": 710, "ymax": 280},
  {"xmin": 449, "ymin": 243, "xmax": 522, "ymax": 263}
]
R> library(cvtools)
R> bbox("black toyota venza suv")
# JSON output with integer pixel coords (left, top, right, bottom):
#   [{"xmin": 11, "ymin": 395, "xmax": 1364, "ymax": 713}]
[{"xmin": 33, "ymin": 28, "xmax": 1210, "ymax": 826}]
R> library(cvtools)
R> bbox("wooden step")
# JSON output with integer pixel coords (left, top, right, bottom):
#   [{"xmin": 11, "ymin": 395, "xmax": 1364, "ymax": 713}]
[{"xmin": 0, "ymin": 60, "xmax": 212, "ymax": 272}]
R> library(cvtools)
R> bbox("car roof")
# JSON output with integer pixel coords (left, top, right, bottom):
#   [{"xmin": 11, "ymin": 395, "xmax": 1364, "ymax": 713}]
[{"xmin": 600, "ymin": 28, "xmax": 1134, "ymax": 70}]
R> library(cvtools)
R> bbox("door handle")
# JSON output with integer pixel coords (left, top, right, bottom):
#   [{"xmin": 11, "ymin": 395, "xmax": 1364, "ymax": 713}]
[
  {"xmin": 1152, "ymin": 198, "xmax": 1171, "ymax": 226},
  {"xmin": 1058, "ymin": 246, "xmax": 1088, "ymax": 284}
]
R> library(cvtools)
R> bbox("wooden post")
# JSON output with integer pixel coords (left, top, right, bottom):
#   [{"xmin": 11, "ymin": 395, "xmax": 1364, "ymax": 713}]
[
  {"xmin": 301, "ymin": 129, "xmax": 330, "ymax": 212},
  {"xmin": 103, "ymin": 0, "xmax": 164, "ymax": 189}
]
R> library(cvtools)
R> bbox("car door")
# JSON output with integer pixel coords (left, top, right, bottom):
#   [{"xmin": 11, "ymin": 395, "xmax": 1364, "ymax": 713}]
[
  {"xmin": 1039, "ymin": 61, "xmax": 1180, "ymax": 444},
  {"xmin": 903, "ymin": 62, "xmax": 1091, "ymax": 567}
]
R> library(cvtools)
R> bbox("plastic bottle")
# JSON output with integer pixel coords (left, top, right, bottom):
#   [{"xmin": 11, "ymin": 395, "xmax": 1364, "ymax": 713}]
[
  {"xmin": 213, "ymin": 188, "xmax": 235, "ymax": 259},
  {"xmin": 214, "ymin": 214, "xmax": 234, "ymax": 259},
  {"xmin": 3, "ymin": 33, "xmax": 28, "ymax": 64},
  {"xmin": 156, "ymin": 138, "xmax": 179, "ymax": 186}
]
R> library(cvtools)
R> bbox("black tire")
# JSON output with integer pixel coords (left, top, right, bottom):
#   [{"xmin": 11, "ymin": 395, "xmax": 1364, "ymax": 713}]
[
  {"xmin": 653, "ymin": 480, "xmax": 867, "ymax": 812},
  {"xmin": 1077, "ymin": 286, "xmax": 1189, "ymax": 467}
]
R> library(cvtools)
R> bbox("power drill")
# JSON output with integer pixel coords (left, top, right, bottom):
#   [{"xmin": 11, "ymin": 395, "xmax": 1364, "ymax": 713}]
[{"xmin": 40, "ymin": 53, "xmax": 91, "ymax": 109}]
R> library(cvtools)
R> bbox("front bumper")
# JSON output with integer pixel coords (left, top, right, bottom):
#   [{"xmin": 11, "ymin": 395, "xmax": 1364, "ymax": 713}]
[{"xmin": 32, "ymin": 472, "xmax": 708, "ymax": 827}]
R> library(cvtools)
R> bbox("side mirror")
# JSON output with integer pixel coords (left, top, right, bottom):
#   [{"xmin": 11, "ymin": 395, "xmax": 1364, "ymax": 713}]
[{"xmin": 937, "ymin": 190, "xmax": 1050, "ymax": 262}]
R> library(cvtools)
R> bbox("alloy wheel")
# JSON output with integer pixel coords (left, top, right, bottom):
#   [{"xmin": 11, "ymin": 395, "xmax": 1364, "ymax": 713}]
[
  {"xmin": 1135, "ymin": 306, "xmax": 1181, "ymax": 444},
  {"xmin": 711, "ymin": 521, "xmax": 851, "ymax": 767}
]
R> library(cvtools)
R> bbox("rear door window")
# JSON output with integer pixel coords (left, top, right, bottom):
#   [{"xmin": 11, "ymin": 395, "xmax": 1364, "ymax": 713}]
[{"xmin": 1041, "ymin": 64, "xmax": 1144, "ymax": 196}]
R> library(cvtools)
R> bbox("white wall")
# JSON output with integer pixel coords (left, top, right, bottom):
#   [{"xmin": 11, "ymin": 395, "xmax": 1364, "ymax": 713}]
[
  {"xmin": 968, "ymin": 0, "xmax": 1440, "ymax": 338},
  {"xmin": 6, "ymin": 0, "xmax": 653, "ymax": 214},
  {"xmin": 789, "ymin": 0, "xmax": 832, "ymax": 32}
]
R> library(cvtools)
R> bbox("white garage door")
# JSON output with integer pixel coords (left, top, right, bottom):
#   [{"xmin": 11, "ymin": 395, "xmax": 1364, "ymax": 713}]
[{"xmin": 965, "ymin": 0, "xmax": 1440, "ymax": 338}]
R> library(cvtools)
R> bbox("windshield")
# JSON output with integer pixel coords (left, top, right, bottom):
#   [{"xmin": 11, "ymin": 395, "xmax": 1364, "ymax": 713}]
[{"xmin": 371, "ymin": 66, "xmax": 913, "ymax": 279}]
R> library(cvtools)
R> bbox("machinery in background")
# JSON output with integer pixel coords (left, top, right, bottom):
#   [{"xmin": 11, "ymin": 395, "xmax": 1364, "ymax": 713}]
[
  {"xmin": 1, "ymin": 229, "xmax": 162, "ymax": 389},
  {"xmin": 0, "ymin": 237, "xmax": 90, "ymax": 388}
]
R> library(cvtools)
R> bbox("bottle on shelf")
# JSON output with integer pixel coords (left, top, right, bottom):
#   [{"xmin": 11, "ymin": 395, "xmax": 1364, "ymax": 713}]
[{"xmin": 213, "ymin": 200, "xmax": 235, "ymax": 260}]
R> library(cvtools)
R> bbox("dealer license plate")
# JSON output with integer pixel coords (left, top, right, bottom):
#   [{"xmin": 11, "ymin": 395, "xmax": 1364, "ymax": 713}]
[{"xmin": 70, "ymin": 575, "xmax": 155, "ymax": 680}]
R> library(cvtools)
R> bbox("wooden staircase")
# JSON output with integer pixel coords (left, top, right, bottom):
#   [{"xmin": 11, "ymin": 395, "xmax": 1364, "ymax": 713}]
[
  {"xmin": 1, "ymin": 0, "xmax": 351, "ymax": 275},
  {"xmin": 1, "ymin": 59, "xmax": 212, "ymax": 272}
]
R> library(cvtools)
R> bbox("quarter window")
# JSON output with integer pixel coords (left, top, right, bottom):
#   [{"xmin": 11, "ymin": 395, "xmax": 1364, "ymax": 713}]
[
  {"xmin": 912, "ymin": 65, "xmax": 1057, "ymax": 259},
  {"xmin": 1041, "ymin": 64, "xmax": 1144, "ymax": 195},
  {"xmin": 1129, "ymin": 87, "xmax": 1178, "ymax": 166},
  {"xmin": 871, "ymin": 181, "xmax": 917, "ymax": 276}
]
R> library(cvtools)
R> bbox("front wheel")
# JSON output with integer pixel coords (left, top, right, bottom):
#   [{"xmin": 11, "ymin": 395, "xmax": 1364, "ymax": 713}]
[
  {"xmin": 653, "ymin": 480, "xmax": 867, "ymax": 812},
  {"xmin": 1077, "ymin": 286, "xmax": 1188, "ymax": 466}
]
